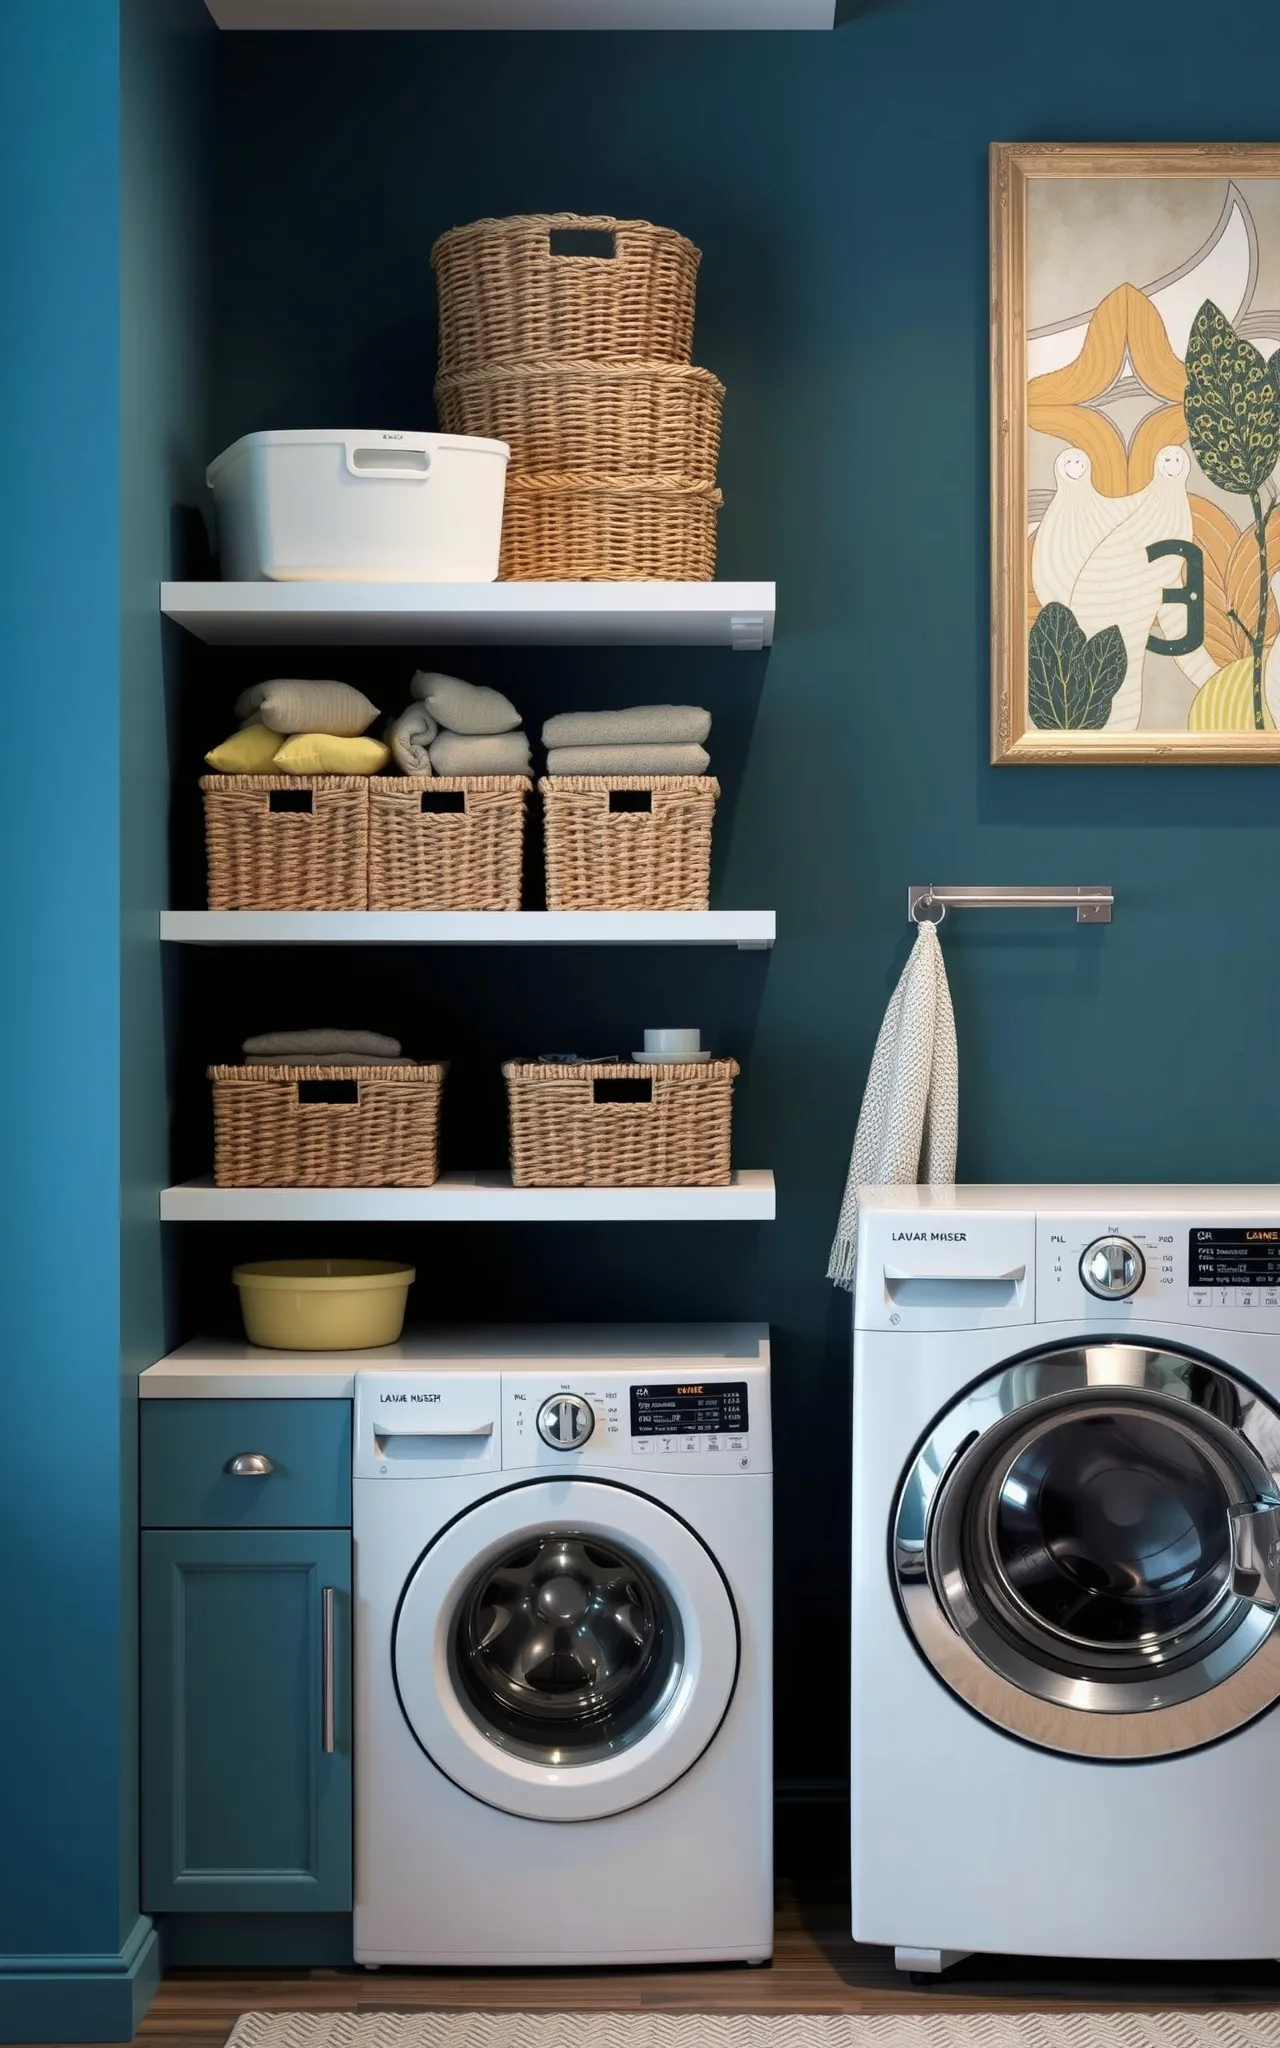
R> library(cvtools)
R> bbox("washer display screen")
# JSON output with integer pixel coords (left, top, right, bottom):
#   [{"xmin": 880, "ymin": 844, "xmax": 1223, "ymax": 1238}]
[
  {"xmin": 630, "ymin": 1381, "xmax": 748, "ymax": 1437},
  {"xmin": 1190, "ymin": 1229, "xmax": 1280, "ymax": 1288}
]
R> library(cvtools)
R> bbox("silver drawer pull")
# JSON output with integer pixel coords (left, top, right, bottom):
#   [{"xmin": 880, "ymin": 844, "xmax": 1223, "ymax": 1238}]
[
  {"xmin": 224, "ymin": 1452, "xmax": 275, "ymax": 1477},
  {"xmin": 321, "ymin": 1586, "xmax": 336, "ymax": 1754}
]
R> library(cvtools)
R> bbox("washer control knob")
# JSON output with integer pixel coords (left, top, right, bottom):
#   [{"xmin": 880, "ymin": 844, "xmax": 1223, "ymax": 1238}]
[
  {"xmin": 536, "ymin": 1393, "xmax": 595, "ymax": 1451},
  {"xmin": 1080, "ymin": 1235, "xmax": 1145, "ymax": 1300}
]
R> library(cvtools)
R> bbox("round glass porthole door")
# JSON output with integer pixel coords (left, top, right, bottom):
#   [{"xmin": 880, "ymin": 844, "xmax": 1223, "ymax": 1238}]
[
  {"xmin": 393, "ymin": 1480, "xmax": 740, "ymax": 1820},
  {"xmin": 453, "ymin": 1531, "xmax": 681, "ymax": 1764},
  {"xmin": 894, "ymin": 1345, "xmax": 1280, "ymax": 1758}
]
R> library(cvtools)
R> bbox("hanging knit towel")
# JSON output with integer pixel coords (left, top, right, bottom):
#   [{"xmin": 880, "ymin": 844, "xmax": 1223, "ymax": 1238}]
[{"xmin": 827, "ymin": 918, "xmax": 959, "ymax": 1292}]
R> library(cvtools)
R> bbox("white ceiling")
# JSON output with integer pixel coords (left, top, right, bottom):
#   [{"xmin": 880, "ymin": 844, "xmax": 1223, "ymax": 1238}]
[{"xmin": 205, "ymin": 0, "xmax": 835, "ymax": 27}]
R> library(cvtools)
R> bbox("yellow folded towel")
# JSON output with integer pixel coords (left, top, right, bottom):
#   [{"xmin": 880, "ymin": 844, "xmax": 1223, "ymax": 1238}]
[
  {"xmin": 205, "ymin": 724, "xmax": 285, "ymax": 773},
  {"xmin": 271, "ymin": 733, "xmax": 391, "ymax": 775}
]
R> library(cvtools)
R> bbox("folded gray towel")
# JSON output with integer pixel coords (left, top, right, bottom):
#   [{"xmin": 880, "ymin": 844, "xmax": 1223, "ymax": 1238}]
[
  {"xmin": 430, "ymin": 731, "xmax": 532, "ymax": 775},
  {"xmin": 243, "ymin": 1029, "xmax": 402, "ymax": 1058},
  {"xmin": 542, "ymin": 705, "xmax": 711, "ymax": 748},
  {"xmin": 545, "ymin": 744, "xmax": 710, "ymax": 776},
  {"xmin": 242, "ymin": 1054, "xmax": 411, "ymax": 1067},
  {"xmin": 234, "ymin": 680, "xmax": 379, "ymax": 737},
  {"xmin": 413, "ymin": 671, "xmax": 521, "ymax": 735},
  {"xmin": 385, "ymin": 702, "xmax": 439, "ymax": 774}
]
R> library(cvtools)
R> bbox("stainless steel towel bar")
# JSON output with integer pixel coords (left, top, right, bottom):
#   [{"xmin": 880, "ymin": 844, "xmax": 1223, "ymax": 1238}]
[{"xmin": 908, "ymin": 885, "xmax": 1114, "ymax": 925}]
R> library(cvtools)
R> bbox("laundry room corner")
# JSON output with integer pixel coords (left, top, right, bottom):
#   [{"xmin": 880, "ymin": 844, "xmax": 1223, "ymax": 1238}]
[{"xmin": 5, "ymin": 0, "xmax": 1280, "ymax": 2038}]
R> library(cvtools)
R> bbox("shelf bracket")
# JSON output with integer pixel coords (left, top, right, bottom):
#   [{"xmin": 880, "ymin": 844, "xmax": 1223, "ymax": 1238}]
[{"xmin": 730, "ymin": 613, "xmax": 766, "ymax": 653}]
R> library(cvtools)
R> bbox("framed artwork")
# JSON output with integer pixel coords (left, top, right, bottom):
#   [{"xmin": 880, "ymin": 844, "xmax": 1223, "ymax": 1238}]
[{"xmin": 991, "ymin": 143, "xmax": 1280, "ymax": 763}]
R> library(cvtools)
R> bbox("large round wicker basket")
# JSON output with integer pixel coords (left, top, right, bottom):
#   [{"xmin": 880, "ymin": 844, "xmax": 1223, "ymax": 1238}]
[
  {"xmin": 500, "ymin": 473, "xmax": 720, "ymax": 582},
  {"xmin": 430, "ymin": 213, "xmax": 700, "ymax": 373},
  {"xmin": 435, "ymin": 359, "xmax": 723, "ymax": 485}
]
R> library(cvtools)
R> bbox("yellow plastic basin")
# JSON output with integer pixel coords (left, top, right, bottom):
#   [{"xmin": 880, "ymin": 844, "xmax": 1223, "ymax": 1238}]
[{"xmin": 232, "ymin": 1259, "xmax": 416, "ymax": 1351}]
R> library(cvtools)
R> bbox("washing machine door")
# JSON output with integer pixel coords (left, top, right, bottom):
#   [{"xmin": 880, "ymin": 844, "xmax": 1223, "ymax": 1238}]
[
  {"xmin": 894, "ymin": 1343, "xmax": 1280, "ymax": 1758},
  {"xmin": 392, "ymin": 1479, "xmax": 740, "ymax": 1820}
]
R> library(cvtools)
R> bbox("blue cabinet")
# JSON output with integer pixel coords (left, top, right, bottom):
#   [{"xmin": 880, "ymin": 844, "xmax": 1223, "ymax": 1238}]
[
  {"xmin": 141, "ymin": 1527, "xmax": 351, "ymax": 1913},
  {"xmin": 141, "ymin": 1399, "xmax": 351, "ymax": 1529}
]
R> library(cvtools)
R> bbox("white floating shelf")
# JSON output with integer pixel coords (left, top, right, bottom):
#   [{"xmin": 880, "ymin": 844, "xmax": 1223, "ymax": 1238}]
[
  {"xmin": 160, "ymin": 910, "xmax": 775, "ymax": 950},
  {"xmin": 160, "ymin": 1171, "xmax": 775, "ymax": 1223},
  {"xmin": 160, "ymin": 580, "xmax": 775, "ymax": 650},
  {"xmin": 206, "ymin": 2, "xmax": 834, "ymax": 28}
]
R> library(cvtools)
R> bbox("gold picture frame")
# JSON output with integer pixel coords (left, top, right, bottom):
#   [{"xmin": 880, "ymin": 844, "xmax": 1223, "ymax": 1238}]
[{"xmin": 991, "ymin": 142, "xmax": 1280, "ymax": 764}]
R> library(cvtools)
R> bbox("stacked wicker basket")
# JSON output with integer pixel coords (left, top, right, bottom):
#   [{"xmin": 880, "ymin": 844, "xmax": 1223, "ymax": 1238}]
[{"xmin": 432, "ymin": 213, "xmax": 723, "ymax": 581}]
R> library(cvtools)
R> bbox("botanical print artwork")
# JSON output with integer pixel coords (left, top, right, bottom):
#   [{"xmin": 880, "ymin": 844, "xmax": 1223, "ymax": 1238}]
[{"xmin": 991, "ymin": 148, "xmax": 1280, "ymax": 763}]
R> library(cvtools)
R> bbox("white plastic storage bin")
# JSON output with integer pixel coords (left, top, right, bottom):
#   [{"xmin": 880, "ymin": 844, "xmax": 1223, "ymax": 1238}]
[{"xmin": 206, "ymin": 429, "xmax": 510, "ymax": 582}]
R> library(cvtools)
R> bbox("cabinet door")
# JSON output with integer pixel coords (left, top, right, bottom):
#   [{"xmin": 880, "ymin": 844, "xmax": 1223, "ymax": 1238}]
[{"xmin": 142, "ymin": 1529, "xmax": 351, "ymax": 1912}]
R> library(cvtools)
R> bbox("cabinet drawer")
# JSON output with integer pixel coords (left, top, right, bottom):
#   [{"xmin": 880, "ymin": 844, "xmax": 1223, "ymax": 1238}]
[{"xmin": 141, "ymin": 1400, "xmax": 351, "ymax": 1528}]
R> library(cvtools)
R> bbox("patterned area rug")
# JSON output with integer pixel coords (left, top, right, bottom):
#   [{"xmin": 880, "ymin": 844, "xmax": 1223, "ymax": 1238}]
[{"xmin": 225, "ymin": 2012, "xmax": 1280, "ymax": 2048}]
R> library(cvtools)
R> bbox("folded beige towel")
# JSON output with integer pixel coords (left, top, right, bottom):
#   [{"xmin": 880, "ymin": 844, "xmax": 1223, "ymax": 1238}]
[
  {"xmin": 542, "ymin": 705, "xmax": 711, "ymax": 748},
  {"xmin": 546, "ymin": 743, "xmax": 710, "ymax": 776},
  {"xmin": 385, "ymin": 702, "xmax": 439, "ymax": 774},
  {"xmin": 413, "ymin": 671, "xmax": 520, "ymax": 735},
  {"xmin": 243, "ymin": 1029, "xmax": 402, "ymax": 1058},
  {"xmin": 235, "ymin": 680, "xmax": 379, "ymax": 737},
  {"xmin": 430, "ymin": 731, "xmax": 532, "ymax": 775}
]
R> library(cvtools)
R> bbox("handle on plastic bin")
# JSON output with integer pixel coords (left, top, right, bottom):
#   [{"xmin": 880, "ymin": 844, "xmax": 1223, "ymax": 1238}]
[{"xmin": 344, "ymin": 436, "xmax": 433, "ymax": 481}]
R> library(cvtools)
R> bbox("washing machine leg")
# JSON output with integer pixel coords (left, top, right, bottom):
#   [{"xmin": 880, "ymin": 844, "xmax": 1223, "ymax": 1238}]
[{"xmin": 894, "ymin": 1947, "xmax": 971, "ymax": 1975}]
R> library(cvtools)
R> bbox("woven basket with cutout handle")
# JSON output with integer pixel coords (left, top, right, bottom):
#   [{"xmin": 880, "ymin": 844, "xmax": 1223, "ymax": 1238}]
[
  {"xmin": 504, "ymin": 1058, "xmax": 738, "ymax": 1188},
  {"xmin": 541, "ymin": 775, "xmax": 718, "ymax": 911},
  {"xmin": 368, "ymin": 775, "xmax": 530, "ymax": 911},
  {"xmin": 201, "ymin": 775, "xmax": 368, "ymax": 911},
  {"xmin": 430, "ymin": 214, "xmax": 701, "ymax": 373},
  {"xmin": 210, "ymin": 1064, "xmax": 446, "ymax": 1188}
]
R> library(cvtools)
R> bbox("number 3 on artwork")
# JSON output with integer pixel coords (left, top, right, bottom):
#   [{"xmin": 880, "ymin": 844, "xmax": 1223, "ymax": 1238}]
[{"xmin": 1145, "ymin": 539, "xmax": 1205, "ymax": 657}]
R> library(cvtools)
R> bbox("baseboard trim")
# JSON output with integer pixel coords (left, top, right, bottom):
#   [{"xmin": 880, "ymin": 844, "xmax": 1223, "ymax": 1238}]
[
  {"xmin": 0, "ymin": 1916, "xmax": 159, "ymax": 2044},
  {"xmin": 159, "ymin": 1912, "xmax": 354, "ymax": 1969}
]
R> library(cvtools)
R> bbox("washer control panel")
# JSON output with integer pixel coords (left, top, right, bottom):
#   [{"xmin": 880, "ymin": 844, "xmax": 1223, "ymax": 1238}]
[
  {"xmin": 503, "ymin": 1369, "xmax": 767, "ymax": 1473},
  {"xmin": 1038, "ymin": 1213, "xmax": 1280, "ymax": 1330}
]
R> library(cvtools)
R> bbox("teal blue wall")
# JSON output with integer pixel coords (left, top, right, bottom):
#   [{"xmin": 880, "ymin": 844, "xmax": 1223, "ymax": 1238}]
[
  {"xmin": 0, "ymin": 0, "xmax": 132, "ymax": 2023},
  {"xmin": 120, "ymin": 0, "xmax": 215, "ymax": 2004},
  {"xmin": 0, "ymin": 0, "xmax": 209, "ymax": 2036},
  {"xmin": 208, "ymin": 4, "xmax": 1280, "ymax": 1788}
]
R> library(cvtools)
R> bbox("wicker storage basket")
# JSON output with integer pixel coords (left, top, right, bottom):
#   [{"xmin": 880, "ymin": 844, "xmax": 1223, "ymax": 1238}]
[
  {"xmin": 201, "ymin": 775, "xmax": 369, "ymax": 911},
  {"xmin": 210, "ymin": 1064, "xmax": 446, "ymax": 1188},
  {"xmin": 504, "ymin": 1059, "xmax": 738, "ymax": 1188},
  {"xmin": 431, "ymin": 214, "xmax": 700, "ymax": 374},
  {"xmin": 542, "ymin": 775, "xmax": 718, "ymax": 911},
  {"xmin": 368, "ymin": 776, "xmax": 530, "ymax": 911},
  {"xmin": 435, "ymin": 360, "xmax": 723, "ymax": 485},
  {"xmin": 500, "ymin": 473, "xmax": 720, "ymax": 582}
]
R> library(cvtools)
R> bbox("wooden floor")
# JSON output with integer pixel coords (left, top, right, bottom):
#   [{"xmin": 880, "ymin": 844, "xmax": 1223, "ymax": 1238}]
[{"xmin": 119, "ymin": 1887, "xmax": 1280, "ymax": 2048}]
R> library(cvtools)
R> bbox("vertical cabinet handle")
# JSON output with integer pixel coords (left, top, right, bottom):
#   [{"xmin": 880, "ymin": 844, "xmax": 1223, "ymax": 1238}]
[{"xmin": 321, "ymin": 1585, "xmax": 336, "ymax": 1754}]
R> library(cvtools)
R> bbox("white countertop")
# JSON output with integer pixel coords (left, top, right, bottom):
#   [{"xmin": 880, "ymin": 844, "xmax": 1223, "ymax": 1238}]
[{"xmin": 141, "ymin": 1325, "xmax": 771, "ymax": 1398}]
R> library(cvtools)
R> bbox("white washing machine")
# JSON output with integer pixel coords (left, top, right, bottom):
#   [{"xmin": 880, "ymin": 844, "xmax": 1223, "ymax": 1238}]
[
  {"xmin": 852, "ymin": 1185, "xmax": 1280, "ymax": 1972},
  {"xmin": 353, "ymin": 1324, "xmax": 772, "ymax": 1967}
]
